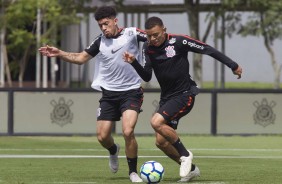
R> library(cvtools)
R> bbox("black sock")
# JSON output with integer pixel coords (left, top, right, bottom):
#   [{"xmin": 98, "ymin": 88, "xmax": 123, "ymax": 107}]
[
  {"xmin": 172, "ymin": 138, "xmax": 189, "ymax": 157},
  {"xmin": 108, "ymin": 144, "xmax": 117, "ymax": 155},
  {"xmin": 127, "ymin": 157, "xmax": 138, "ymax": 175}
]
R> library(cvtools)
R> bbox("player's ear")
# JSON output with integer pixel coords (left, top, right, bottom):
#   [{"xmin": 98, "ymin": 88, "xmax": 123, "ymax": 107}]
[
  {"xmin": 114, "ymin": 18, "xmax": 118, "ymax": 25},
  {"xmin": 163, "ymin": 27, "xmax": 167, "ymax": 33}
]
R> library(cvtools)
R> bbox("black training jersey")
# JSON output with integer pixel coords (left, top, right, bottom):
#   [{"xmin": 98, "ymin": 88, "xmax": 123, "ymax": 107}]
[{"xmin": 131, "ymin": 33, "xmax": 239, "ymax": 100}]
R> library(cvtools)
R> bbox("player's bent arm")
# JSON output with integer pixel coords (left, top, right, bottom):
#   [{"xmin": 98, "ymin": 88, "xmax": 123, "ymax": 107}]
[
  {"xmin": 131, "ymin": 59, "xmax": 152, "ymax": 82},
  {"xmin": 59, "ymin": 51, "xmax": 92, "ymax": 65}
]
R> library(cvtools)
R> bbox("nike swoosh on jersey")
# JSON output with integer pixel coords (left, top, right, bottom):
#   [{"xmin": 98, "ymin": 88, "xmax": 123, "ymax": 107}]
[{"xmin": 111, "ymin": 46, "xmax": 123, "ymax": 54}]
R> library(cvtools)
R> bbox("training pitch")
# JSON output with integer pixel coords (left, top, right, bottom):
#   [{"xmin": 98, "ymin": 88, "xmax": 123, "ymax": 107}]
[{"xmin": 0, "ymin": 135, "xmax": 281, "ymax": 184}]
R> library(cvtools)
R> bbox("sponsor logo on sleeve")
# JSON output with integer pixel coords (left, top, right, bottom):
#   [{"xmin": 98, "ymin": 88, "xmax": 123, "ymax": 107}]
[{"xmin": 182, "ymin": 40, "xmax": 204, "ymax": 50}]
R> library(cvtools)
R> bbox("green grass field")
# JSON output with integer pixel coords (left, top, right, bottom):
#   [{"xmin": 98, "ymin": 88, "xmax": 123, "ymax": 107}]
[{"xmin": 0, "ymin": 135, "xmax": 281, "ymax": 184}]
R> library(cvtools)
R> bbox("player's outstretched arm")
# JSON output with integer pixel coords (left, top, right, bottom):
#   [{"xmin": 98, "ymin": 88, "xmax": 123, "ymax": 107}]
[
  {"xmin": 38, "ymin": 45, "xmax": 60, "ymax": 57},
  {"xmin": 38, "ymin": 45, "xmax": 91, "ymax": 65},
  {"xmin": 233, "ymin": 65, "xmax": 243, "ymax": 79}
]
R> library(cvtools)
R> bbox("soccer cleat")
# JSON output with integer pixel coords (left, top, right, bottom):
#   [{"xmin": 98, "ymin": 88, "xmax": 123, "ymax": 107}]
[
  {"xmin": 129, "ymin": 172, "xmax": 143, "ymax": 183},
  {"xmin": 179, "ymin": 150, "xmax": 193, "ymax": 177},
  {"xmin": 178, "ymin": 166, "xmax": 200, "ymax": 182},
  {"xmin": 109, "ymin": 144, "xmax": 120, "ymax": 173}
]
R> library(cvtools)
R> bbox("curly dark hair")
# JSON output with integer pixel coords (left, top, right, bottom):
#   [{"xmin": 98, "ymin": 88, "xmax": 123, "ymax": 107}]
[
  {"xmin": 94, "ymin": 6, "xmax": 117, "ymax": 21},
  {"xmin": 145, "ymin": 16, "xmax": 164, "ymax": 29}
]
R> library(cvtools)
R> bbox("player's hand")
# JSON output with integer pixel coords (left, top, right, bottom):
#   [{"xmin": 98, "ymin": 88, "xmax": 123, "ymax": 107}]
[
  {"xmin": 123, "ymin": 51, "xmax": 135, "ymax": 64},
  {"xmin": 38, "ymin": 45, "xmax": 60, "ymax": 57},
  {"xmin": 233, "ymin": 66, "xmax": 242, "ymax": 79}
]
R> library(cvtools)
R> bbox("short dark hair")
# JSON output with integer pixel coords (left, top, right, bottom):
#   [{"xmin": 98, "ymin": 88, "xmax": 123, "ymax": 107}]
[
  {"xmin": 94, "ymin": 6, "xmax": 117, "ymax": 21},
  {"xmin": 145, "ymin": 16, "xmax": 164, "ymax": 29}
]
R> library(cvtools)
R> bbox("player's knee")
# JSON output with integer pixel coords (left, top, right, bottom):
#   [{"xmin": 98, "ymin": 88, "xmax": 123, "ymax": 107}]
[
  {"xmin": 155, "ymin": 138, "xmax": 168, "ymax": 149},
  {"xmin": 151, "ymin": 119, "xmax": 161, "ymax": 131},
  {"xmin": 122, "ymin": 127, "xmax": 134, "ymax": 138},
  {"xmin": 155, "ymin": 139, "xmax": 164, "ymax": 149},
  {"xmin": 96, "ymin": 134, "xmax": 103, "ymax": 143},
  {"xmin": 150, "ymin": 114, "xmax": 165, "ymax": 131},
  {"xmin": 96, "ymin": 131, "xmax": 107, "ymax": 143},
  {"xmin": 96, "ymin": 136, "xmax": 103, "ymax": 143},
  {"xmin": 155, "ymin": 142, "xmax": 161, "ymax": 149}
]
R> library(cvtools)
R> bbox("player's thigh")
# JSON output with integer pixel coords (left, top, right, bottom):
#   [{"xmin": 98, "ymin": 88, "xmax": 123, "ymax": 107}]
[
  {"xmin": 158, "ymin": 94, "xmax": 195, "ymax": 122},
  {"xmin": 120, "ymin": 88, "xmax": 143, "ymax": 132},
  {"xmin": 121, "ymin": 110, "xmax": 138, "ymax": 135}
]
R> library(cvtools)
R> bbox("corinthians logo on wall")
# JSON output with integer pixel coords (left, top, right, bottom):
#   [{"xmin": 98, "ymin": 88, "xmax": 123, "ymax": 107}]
[
  {"xmin": 253, "ymin": 98, "xmax": 276, "ymax": 127},
  {"xmin": 50, "ymin": 97, "xmax": 74, "ymax": 127}
]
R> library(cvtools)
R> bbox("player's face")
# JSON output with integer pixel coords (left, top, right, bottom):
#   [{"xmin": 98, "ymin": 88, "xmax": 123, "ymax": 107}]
[
  {"xmin": 145, "ymin": 25, "xmax": 166, "ymax": 47},
  {"xmin": 97, "ymin": 17, "xmax": 118, "ymax": 38}
]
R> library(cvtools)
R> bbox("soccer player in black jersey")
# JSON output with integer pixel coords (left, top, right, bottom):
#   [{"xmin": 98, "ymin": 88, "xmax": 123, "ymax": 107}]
[
  {"xmin": 39, "ymin": 6, "xmax": 147, "ymax": 183},
  {"xmin": 123, "ymin": 16, "xmax": 242, "ymax": 182}
]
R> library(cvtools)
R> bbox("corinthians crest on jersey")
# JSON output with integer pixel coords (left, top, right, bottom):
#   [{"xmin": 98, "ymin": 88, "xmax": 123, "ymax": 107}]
[{"xmin": 165, "ymin": 45, "xmax": 176, "ymax": 57}]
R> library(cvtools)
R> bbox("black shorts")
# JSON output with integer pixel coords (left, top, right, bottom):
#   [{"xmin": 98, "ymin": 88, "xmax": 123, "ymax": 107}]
[
  {"xmin": 97, "ymin": 88, "xmax": 143, "ymax": 121},
  {"xmin": 157, "ymin": 93, "xmax": 195, "ymax": 129}
]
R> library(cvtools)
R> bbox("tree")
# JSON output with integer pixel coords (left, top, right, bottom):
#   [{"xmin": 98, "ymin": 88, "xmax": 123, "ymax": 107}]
[
  {"xmin": 0, "ymin": 0, "xmax": 13, "ymax": 87},
  {"xmin": 0, "ymin": 0, "xmax": 87, "ymax": 87},
  {"xmin": 237, "ymin": 0, "xmax": 282, "ymax": 89},
  {"xmin": 184, "ymin": 0, "xmax": 202, "ymax": 86},
  {"xmin": 185, "ymin": 0, "xmax": 282, "ymax": 89},
  {"xmin": 220, "ymin": 0, "xmax": 282, "ymax": 89},
  {"xmin": 184, "ymin": 0, "xmax": 228, "ymax": 87}
]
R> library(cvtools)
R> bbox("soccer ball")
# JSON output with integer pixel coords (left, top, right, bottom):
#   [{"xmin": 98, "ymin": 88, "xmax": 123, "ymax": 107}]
[{"xmin": 140, "ymin": 160, "xmax": 165, "ymax": 183}]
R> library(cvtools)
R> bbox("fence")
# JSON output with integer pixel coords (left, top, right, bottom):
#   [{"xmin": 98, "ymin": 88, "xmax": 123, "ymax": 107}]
[{"xmin": 0, "ymin": 88, "xmax": 282, "ymax": 135}]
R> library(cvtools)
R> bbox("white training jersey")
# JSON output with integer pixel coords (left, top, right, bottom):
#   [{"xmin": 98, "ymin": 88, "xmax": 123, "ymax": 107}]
[{"xmin": 85, "ymin": 27, "xmax": 147, "ymax": 91}]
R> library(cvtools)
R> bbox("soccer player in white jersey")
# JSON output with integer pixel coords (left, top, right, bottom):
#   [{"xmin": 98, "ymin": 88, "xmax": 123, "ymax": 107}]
[{"xmin": 39, "ymin": 6, "xmax": 147, "ymax": 183}]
